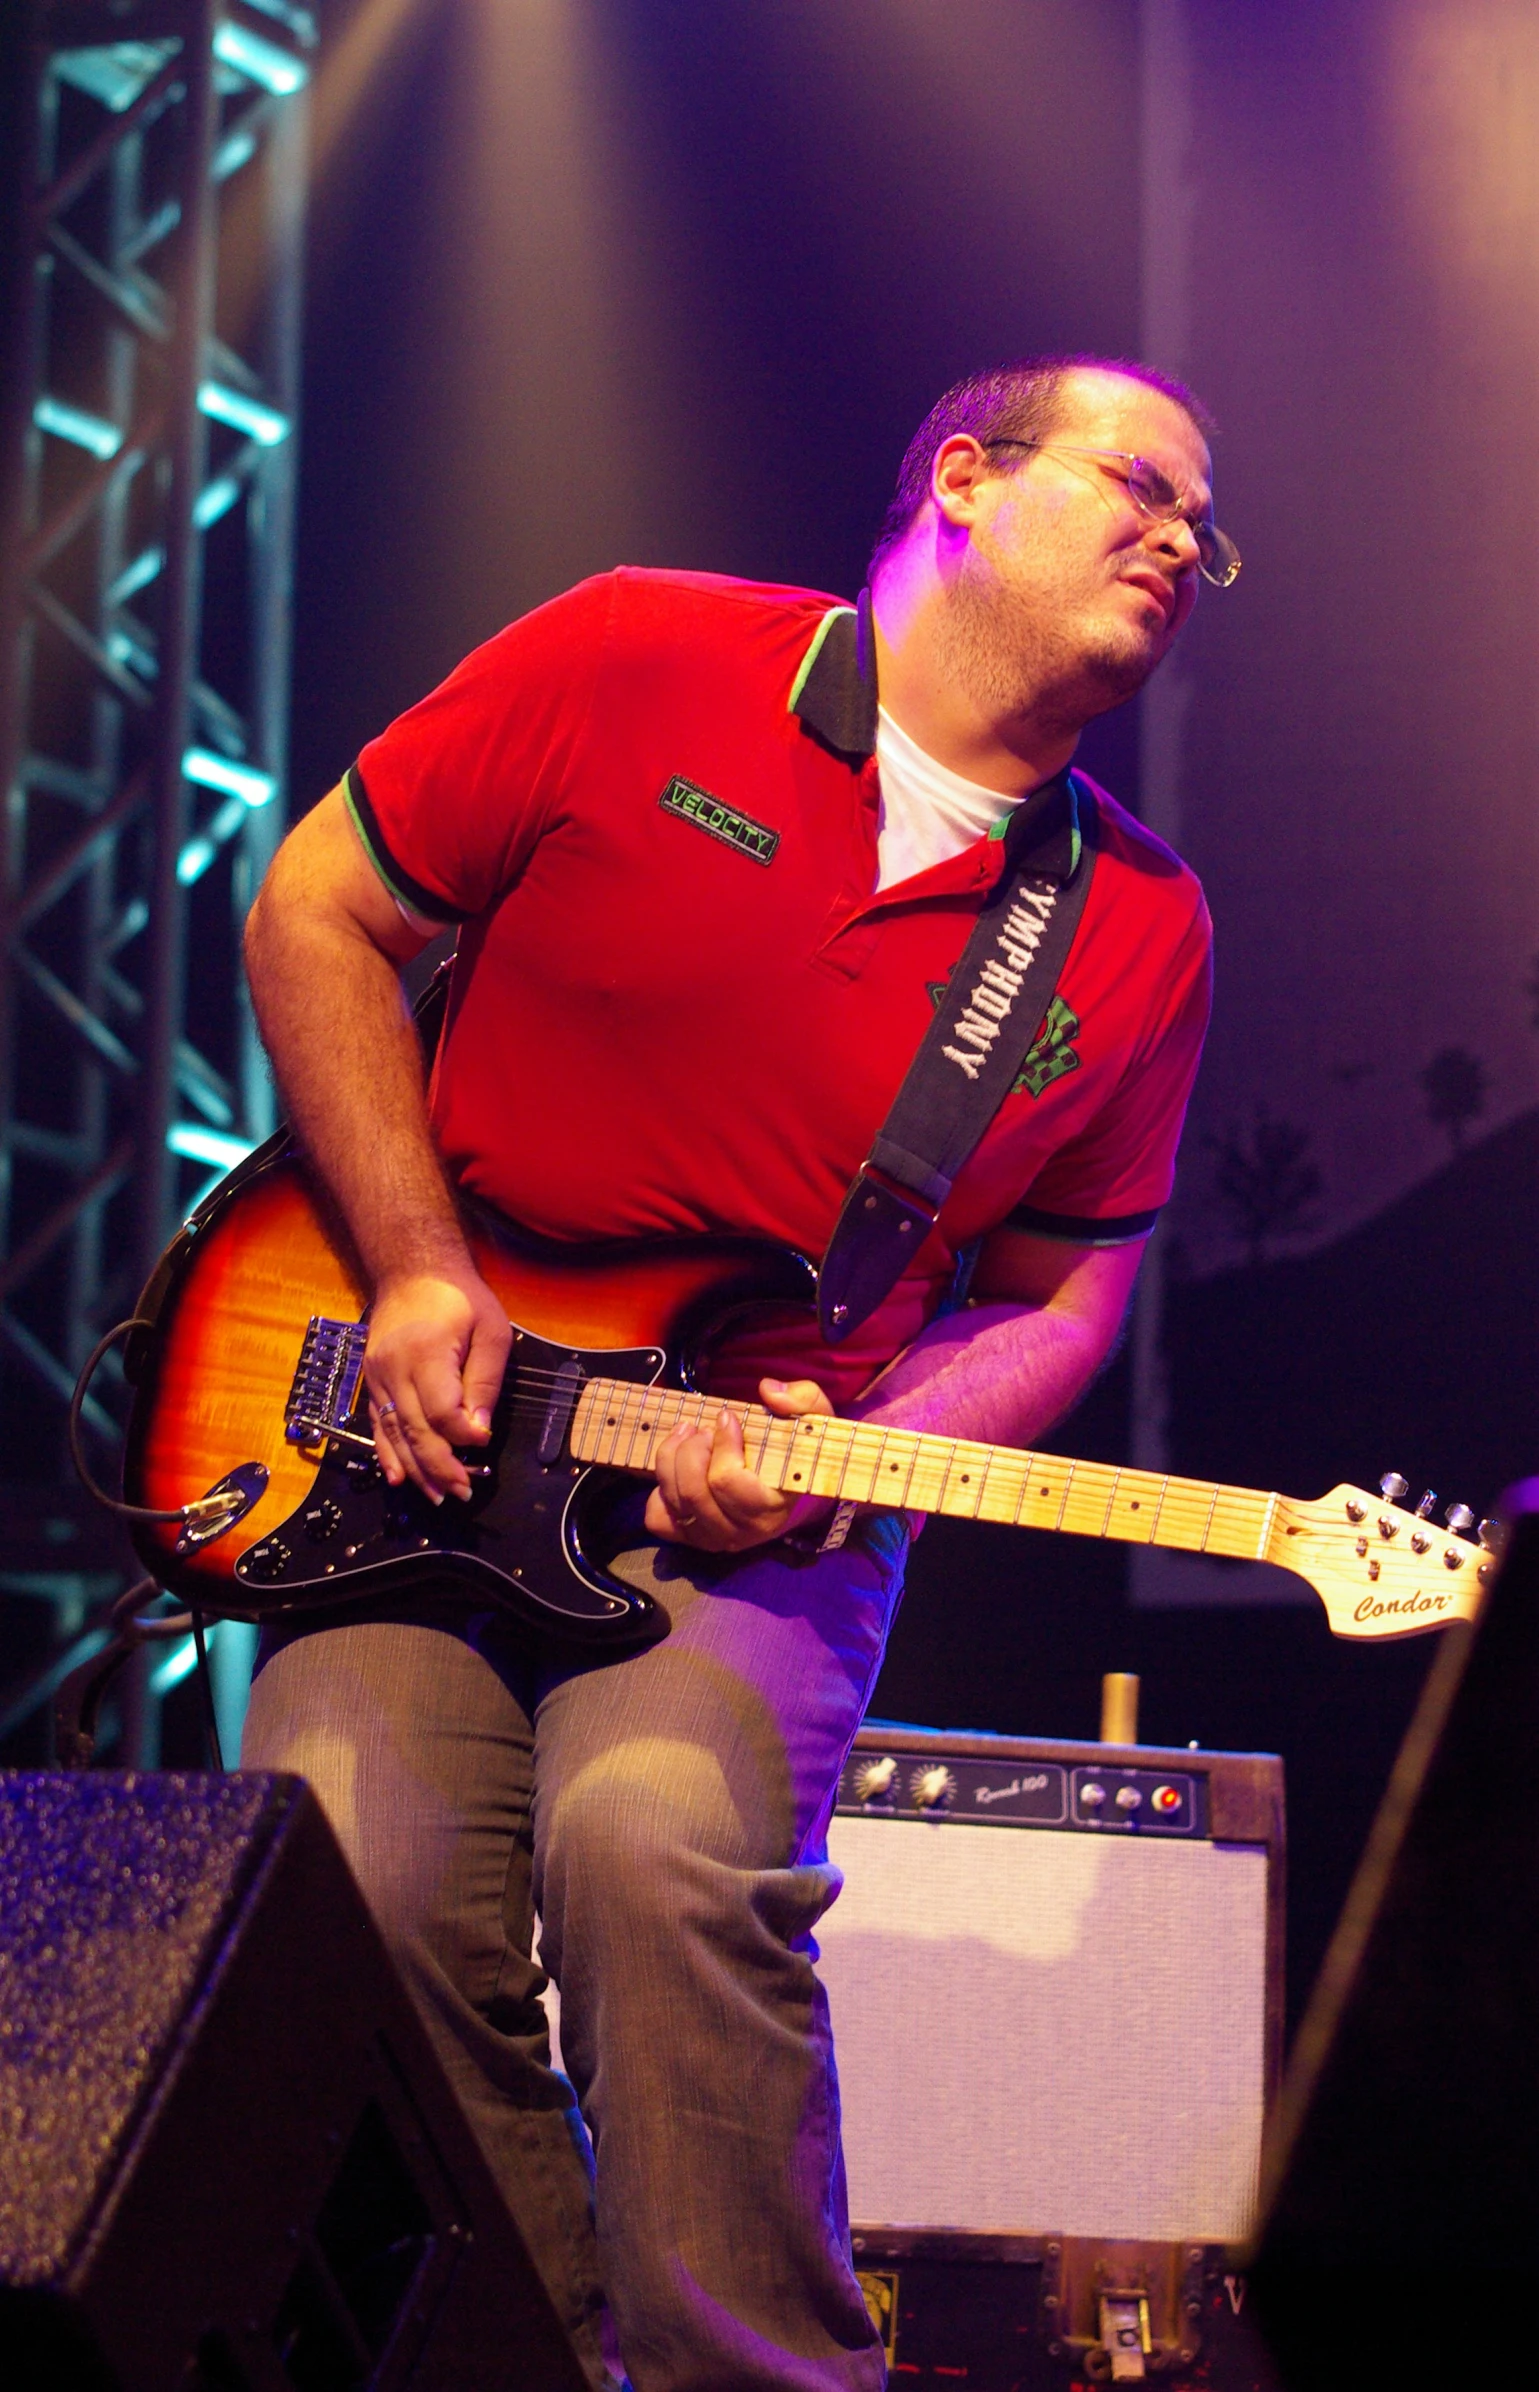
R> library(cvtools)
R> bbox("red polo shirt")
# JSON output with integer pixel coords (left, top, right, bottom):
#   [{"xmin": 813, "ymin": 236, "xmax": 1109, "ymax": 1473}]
[{"xmin": 348, "ymin": 568, "xmax": 1211, "ymax": 1406}]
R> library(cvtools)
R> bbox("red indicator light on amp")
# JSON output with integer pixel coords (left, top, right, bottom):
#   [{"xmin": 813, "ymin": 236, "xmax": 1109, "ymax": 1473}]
[{"xmin": 1151, "ymin": 1784, "xmax": 1183, "ymax": 1813}]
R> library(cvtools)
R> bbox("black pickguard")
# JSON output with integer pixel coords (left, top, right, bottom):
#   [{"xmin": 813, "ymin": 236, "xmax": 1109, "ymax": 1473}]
[{"xmin": 231, "ymin": 1327, "xmax": 670, "ymax": 1638}]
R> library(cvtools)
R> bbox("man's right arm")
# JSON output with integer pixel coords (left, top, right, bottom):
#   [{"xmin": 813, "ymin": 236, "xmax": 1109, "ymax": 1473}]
[{"xmin": 243, "ymin": 787, "xmax": 510, "ymax": 1503}]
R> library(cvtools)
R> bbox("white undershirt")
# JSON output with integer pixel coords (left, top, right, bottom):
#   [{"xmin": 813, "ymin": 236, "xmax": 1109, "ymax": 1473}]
[{"xmin": 874, "ymin": 705, "xmax": 1021, "ymax": 891}]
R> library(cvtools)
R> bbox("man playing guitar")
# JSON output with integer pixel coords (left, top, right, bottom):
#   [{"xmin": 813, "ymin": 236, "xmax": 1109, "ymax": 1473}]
[{"xmin": 241, "ymin": 358, "xmax": 1230, "ymax": 2390}]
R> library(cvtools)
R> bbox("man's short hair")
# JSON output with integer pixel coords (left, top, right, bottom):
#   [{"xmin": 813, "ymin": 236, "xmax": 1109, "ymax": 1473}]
[{"xmin": 869, "ymin": 354, "xmax": 1217, "ymax": 574}]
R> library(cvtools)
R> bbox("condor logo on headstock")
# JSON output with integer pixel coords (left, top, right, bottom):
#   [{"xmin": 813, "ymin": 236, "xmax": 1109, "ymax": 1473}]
[{"xmin": 1274, "ymin": 1471, "xmax": 1503, "ymax": 1640}]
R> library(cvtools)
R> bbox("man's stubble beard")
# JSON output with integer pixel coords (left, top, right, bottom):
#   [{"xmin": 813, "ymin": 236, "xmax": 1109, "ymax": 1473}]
[{"xmin": 938, "ymin": 546, "xmax": 1165, "ymax": 740}]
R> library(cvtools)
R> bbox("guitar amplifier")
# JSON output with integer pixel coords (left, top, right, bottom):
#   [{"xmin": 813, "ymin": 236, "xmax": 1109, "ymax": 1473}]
[{"xmin": 818, "ymin": 1723, "xmax": 1284, "ymax": 2388}]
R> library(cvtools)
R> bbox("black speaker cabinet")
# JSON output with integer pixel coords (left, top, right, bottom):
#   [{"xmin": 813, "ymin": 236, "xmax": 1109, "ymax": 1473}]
[
  {"xmin": 1249, "ymin": 1496, "xmax": 1539, "ymax": 2388},
  {"xmin": 819, "ymin": 1724, "xmax": 1285, "ymax": 2387},
  {"xmin": 0, "ymin": 1771, "xmax": 589, "ymax": 2392}
]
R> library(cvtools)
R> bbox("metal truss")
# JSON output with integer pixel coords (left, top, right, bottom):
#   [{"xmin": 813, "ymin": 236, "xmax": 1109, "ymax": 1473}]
[{"xmin": 0, "ymin": 0, "xmax": 313, "ymax": 1751}]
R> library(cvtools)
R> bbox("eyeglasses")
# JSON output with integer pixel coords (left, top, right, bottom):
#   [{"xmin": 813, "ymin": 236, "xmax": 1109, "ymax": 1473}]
[{"xmin": 986, "ymin": 439, "xmax": 1242, "ymax": 589}]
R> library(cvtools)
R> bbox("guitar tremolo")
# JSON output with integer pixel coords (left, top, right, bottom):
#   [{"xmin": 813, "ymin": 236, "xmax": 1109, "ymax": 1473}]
[{"xmin": 285, "ymin": 1315, "xmax": 368, "ymax": 1446}]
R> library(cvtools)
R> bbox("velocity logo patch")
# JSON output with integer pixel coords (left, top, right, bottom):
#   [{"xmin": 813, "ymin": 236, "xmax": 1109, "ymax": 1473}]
[
  {"xmin": 658, "ymin": 775, "xmax": 780, "ymax": 867},
  {"xmin": 927, "ymin": 982, "xmax": 1081, "ymax": 1096}
]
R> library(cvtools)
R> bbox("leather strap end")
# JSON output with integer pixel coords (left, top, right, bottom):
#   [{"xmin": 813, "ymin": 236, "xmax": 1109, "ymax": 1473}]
[{"xmin": 817, "ymin": 1169, "xmax": 939, "ymax": 1345}]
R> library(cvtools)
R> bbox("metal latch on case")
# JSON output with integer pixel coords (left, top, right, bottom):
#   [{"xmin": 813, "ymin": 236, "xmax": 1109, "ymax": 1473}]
[{"xmin": 1098, "ymin": 2290, "xmax": 1152, "ymax": 2382}]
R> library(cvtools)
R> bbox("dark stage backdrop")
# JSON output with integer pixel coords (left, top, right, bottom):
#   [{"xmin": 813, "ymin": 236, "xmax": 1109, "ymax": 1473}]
[
  {"xmin": 287, "ymin": 0, "xmax": 1537, "ymax": 2029},
  {"xmin": 292, "ymin": 0, "xmax": 1143, "ymax": 794}
]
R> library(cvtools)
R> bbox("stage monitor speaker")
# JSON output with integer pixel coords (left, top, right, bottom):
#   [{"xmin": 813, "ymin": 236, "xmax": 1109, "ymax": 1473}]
[
  {"xmin": 1249, "ymin": 1496, "xmax": 1539, "ymax": 2389},
  {"xmin": 0, "ymin": 1771, "xmax": 589, "ymax": 2392}
]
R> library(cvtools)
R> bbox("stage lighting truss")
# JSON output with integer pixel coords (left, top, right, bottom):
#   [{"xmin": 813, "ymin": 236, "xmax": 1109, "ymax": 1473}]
[{"xmin": 0, "ymin": 0, "xmax": 313, "ymax": 1703}]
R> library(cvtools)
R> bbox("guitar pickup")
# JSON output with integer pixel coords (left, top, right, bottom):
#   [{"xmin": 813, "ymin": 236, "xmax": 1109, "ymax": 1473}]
[
  {"xmin": 537, "ymin": 1355, "xmax": 587, "ymax": 1466},
  {"xmin": 285, "ymin": 1316, "xmax": 369, "ymax": 1445}
]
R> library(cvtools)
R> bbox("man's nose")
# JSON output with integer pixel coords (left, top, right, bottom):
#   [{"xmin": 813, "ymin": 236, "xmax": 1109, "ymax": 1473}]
[{"xmin": 1150, "ymin": 513, "xmax": 1202, "ymax": 573}]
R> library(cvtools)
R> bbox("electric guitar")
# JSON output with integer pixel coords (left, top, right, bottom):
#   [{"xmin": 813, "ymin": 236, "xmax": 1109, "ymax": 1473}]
[{"xmin": 123, "ymin": 1150, "xmax": 1497, "ymax": 1642}]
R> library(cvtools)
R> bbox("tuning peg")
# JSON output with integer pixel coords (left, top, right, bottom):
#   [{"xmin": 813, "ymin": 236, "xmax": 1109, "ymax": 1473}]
[
  {"xmin": 1445, "ymin": 1502, "xmax": 1475, "ymax": 1535},
  {"xmin": 1415, "ymin": 1489, "xmax": 1437, "ymax": 1519},
  {"xmin": 1479, "ymin": 1519, "xmax": 1507, "ymax": 1553},
  {"xmin": 1379, "ymin": 1472, "xmax": 1408, "ymax": 1501}
]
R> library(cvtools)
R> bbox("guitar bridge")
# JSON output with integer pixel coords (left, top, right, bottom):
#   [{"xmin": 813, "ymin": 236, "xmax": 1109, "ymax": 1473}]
[{"xmin": 286, "ymin": 1315, "xmax": 368, "ymax": 1446}]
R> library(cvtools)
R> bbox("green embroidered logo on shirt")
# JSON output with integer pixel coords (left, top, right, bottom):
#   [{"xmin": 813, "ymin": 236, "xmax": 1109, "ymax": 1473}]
[
  {"xmin": 926, "ymin": 982, "xmax": 1082, "ymax": 1097},
  {"xmin": 658, "ymin": 776, "xmax": 780, "ymax": 867}
]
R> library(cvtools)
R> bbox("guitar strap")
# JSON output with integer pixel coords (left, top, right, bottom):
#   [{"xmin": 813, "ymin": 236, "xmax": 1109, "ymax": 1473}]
[{"xmin": 817, "ymin": 771, "xmax": 1097, "ymax": 1345}]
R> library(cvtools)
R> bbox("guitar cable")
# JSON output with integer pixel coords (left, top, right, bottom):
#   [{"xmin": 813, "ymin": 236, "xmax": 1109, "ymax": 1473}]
[
  {"xmin": 70, "ymin": 1318, "xmax": 211, "ymax": 1525},
  {"xmin": 54, "ymin": 1578, "xmax": 218, "ymax": 1772},
  {"xmin": 66, "ymin": 1323, "xmax": 227, "ymax": 1772},
  {"xmin": 189, "ymin": 1609, "xmax": 225, "ymax": 1772}
]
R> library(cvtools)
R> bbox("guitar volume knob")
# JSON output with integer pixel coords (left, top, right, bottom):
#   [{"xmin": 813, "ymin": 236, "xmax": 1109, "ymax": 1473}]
[{"xmin": 240, "ymin": 1538, "xmax": 292, "ymax": 1583}]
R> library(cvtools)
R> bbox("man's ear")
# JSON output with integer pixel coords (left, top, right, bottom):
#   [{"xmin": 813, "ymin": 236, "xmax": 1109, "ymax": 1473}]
[{"xmin": 930, "ymin": 434, "xmax": 996, "ymax": 529}]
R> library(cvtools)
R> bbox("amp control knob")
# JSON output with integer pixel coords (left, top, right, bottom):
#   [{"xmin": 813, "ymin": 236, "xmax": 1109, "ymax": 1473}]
[
  {"xmin": 854, "ymin": 1756, "xmax": 897, "ymax": 1804},
  {"xmin": 911, "ymin": 1765, "xmax": 955, "ymax": 1812}
]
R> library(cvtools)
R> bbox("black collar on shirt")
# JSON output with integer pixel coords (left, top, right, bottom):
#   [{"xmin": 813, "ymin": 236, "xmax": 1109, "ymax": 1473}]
[
  {"xmin": 790, "ymin": 587, "xmax": 1081, "ymax": 886},
  {"xmin": 791, "ymin": 588, "xmax": 880, "ymax": 760}
]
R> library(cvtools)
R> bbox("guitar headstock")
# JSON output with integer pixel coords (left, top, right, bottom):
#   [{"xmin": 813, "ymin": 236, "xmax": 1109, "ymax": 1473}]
[{"xmin": 1264, "ymin": 1479, "xmax": 1500, "ymax": 1639}]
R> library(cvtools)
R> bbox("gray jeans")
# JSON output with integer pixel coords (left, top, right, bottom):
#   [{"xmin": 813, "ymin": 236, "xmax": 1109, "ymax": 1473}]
[{"xmin": 241, "ymin": 1506, "xmax": 909, "ymax": 2392}]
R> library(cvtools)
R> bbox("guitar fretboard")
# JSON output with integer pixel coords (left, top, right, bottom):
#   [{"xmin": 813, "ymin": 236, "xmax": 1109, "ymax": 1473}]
[{"xmin": 569, "ymin": 1379, "xmax": 1278, "ymax": 1560}]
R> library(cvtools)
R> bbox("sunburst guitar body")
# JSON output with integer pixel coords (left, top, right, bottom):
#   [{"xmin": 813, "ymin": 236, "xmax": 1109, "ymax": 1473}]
[{"xmin": 123, "ymin": 1148, "xmax": 1497, "ymax": 1642}]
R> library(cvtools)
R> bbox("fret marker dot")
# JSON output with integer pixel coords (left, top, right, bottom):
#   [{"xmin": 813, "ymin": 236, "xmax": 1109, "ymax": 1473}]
[
  {"xmin": 960, "ymin": 1474, "xmax": 970, "ymax": 1484},
  {"xmin": 1130, "ymin": 1501, "xmax": 1140, "ymax": 1511},
  {"xmin": 1040, "ymin": 1487, "xmax": 1050, "ymax": 1496}
]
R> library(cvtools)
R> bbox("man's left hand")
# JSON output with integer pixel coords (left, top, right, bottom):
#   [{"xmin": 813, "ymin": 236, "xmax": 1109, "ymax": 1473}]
[{"xmin": 644, "ymin": 1377, "xmax": 835, "ymax": 1553}]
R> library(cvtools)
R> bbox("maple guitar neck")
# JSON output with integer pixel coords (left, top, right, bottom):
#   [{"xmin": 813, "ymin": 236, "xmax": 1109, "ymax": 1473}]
[{"xmin": 571, "ymin": 1380, "xmax": 1278, "ymax": 1559}]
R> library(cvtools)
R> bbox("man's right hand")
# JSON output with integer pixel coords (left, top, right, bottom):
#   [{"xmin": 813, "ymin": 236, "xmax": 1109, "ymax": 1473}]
[{"xmin": 362, "ymin": 1264, "xmax": 512, "ymax": 1503}]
